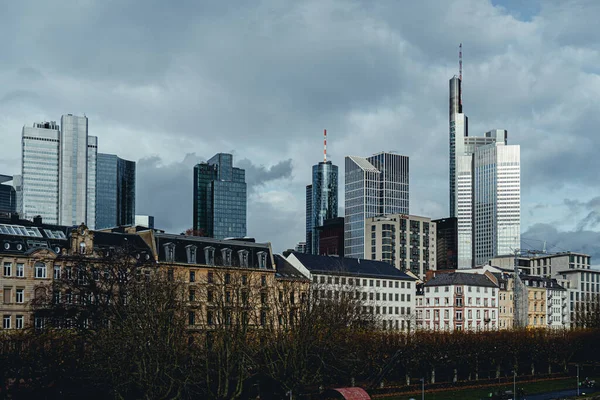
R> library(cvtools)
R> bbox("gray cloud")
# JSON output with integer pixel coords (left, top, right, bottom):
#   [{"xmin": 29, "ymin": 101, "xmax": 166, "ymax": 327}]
[
  {"xmin": 523, "ymin": 223, "xmax": 600, "ymax": 261},
  {"xmin": 0, "ymin": 0, "xmax": 599, "ymax": 252}
]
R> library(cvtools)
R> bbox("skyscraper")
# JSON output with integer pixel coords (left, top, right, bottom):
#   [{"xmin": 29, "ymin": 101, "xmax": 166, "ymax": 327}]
[
  {"xmin": 95, "ymin": 153, "xmax": 136, "ymax": 229},
  {"xmin": 193, "ymin": 153, "xmax": 246, "ymax": 239},
  {"xmin": 0, "ymin": 175, "xmax": 16, "ymax": 214},
  {"xmin": 21, "ymin": 121, "xmax": 60, "ymax": 224},
  {"xmin": 448, "ymin": 63, "xmax": 520, "ymax": 267},
  {"xmin": 345, "ymin": 152, "xmax": 409, "ymax": 259},
  {"xmin": 59, "ymin": 114, "xmax": 97, "ymax": 228},
  {"xmin": 305, "ymin": 130, "xmax": 338, "ymax": 254},
  {"xmin": 473, "ymin": 138, "xmax": 520, "ymax": 265}
]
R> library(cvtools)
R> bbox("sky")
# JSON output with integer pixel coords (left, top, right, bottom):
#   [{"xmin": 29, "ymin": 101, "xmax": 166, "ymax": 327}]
[{"xmin": 1, "ymin": 0, "xmax": 600, "ymax": 259}]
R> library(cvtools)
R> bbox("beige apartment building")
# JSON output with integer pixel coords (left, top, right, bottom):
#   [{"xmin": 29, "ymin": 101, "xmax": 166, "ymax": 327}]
[{"xmin": 365, "ymin": 214, "xmax": 436, "ymax": 280}]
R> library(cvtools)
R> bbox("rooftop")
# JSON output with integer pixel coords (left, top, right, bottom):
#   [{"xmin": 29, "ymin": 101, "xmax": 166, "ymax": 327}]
[
  {"xmin": 290, "ymin": 252, "xmax": 415, "ymax": 281},
  {"xmin": 425, "ymin": 272, "xmax": 497, "ymax": 288}
]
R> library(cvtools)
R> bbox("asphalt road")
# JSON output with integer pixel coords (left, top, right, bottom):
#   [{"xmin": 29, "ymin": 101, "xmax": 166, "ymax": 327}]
[{"xmin": 526, "ymin": 386, "xmax": 598, "ymax": 400}]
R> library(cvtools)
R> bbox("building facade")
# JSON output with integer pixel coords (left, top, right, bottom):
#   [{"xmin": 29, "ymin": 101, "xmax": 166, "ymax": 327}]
[
  {"xmin": 416, "ymin": 272, "xmax": 499, "ymax": 331},
  {"xmin": 364, "ymin": 214, "xmax": 436, "ymax": 280},
  {"xmin": 135, "ymin": 215, "xmax": 155, "ymax": 229},
  {"xmin": 287, "ymin": 252, "xmax": 417, "ymax": 331},
  {"xmin": 433, "ymin": 217, "xmax": 458, "ymax": 270},
  {"xmin": 305, "ymin": 161, "xmax": 338, "ymax": 255},
  {"xmin": 345, "ymin": 152, "xmax": 409, "ymax": 259},
  {"xmin": 448, "ymin": 73, "xmax": 520, "ymax": 268},
  {"xmin": 193, "ymin": 153, "xmax": 246, "ymax": 239},
  {"xmin": 489, "ymin": 252, "xmax": 592, "ymax": 277},
  {"xmin": 21, "ymin": 121, "xmax": 60, "ymax": 224},
  {"xmin": 473, "ymin": 137, "xmax": 521, "ymax": 265},
  {"xmin": 95, "ymin": 154, "xmax": 136, "ymax": 229},
  {"xmin": 59, "ymin": 114, "xmax": 97, "ymax": 229},
  {"xmin": 0, "ymin": 175, "xmax": 16, "ymax": 214},
  {"xmin": 317, "ymin": 217, "xmax": 344, "ymax": 257}
]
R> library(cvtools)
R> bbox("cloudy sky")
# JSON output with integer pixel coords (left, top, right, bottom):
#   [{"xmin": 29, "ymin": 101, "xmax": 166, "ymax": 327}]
[{"xmin": 1, "ymin": 0, "xmax": 600, "ymax": 258}]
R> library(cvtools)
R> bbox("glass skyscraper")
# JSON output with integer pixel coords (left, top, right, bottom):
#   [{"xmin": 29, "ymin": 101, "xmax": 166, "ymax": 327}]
[
  {"xmin": 305, "ymin": 161, "xmax": 338, "ymax": 254},
  {"xmin": 0, "ymin": 175, "xmax": 16, "ymax": 214},
  {"xmin": 473, "ymin": 139, "xmax": 520, "ymax": 265},
  {"xmin": 344, "ymin": 152, "xmax": 409, "ymax": 259},
  {"xmin": 448, "ymin": 73, "xmax": 521, "ymax": 267},
  {"xmin": 21, "ymin": 121, "xmax": 60, "ymax": 224},
  {"xmin": 59, "ymin": 114, "xmax": 97, "ymax": 229},
  {"xmin": 95, "ymin": 153, "xmax": 136, "ymax": 229},
  {"xmin": 193, "ymin": 153, "xmax": 246, "ymax": 239}
]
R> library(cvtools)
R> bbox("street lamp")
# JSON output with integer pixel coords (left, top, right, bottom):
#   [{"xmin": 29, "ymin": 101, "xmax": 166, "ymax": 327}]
[{"xmin": 577, "ymin": 364, "xmax": 580, "ymax": 396}]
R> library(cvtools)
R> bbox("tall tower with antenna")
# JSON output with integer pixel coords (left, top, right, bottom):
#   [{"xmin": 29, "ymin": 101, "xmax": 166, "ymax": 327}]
[{"xmin": 305, "ymin": 129, "xmax": 339, "ymax": 255}]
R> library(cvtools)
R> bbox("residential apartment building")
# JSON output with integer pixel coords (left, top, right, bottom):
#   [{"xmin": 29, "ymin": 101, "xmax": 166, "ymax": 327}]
[
  {"xmin": 556, "ymin": 268, "xmax": 600, "ymax": 328},
  {"xmin": 416, "ymin": 272, "xmax": 499, "ymax": 331},
  {"xmin": 364, "ymin": 214, "xmax": 436, "ymax": 280},
  {"xmin": 286, "ymin": 252, "xmax": 417, "ymax": 331},
  {"xmin": 0, "ymin": 215, "xmax": 307, "ymax": 332},
  {"xmin": 345, "ymin": 152, "xmax": 409, "ymax": 259}
]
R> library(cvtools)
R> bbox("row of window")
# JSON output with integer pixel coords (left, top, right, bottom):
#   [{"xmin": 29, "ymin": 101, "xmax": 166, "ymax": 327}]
[
  {"xmin": 3, "ymin": 261, "xmax": 47, "ymax": 278},
  {"xmin": 313, "ymin": 275, "xmax": 412, "ymax": 289}
]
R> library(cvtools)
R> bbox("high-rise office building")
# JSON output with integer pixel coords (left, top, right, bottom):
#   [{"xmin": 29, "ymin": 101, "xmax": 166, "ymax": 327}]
[
  {"xmin": 59, "ymin": 114, "xmax": 97, "ymax": 228},
  {"xmin": 448, "ymin": 70, "xmax": 520, "ymax": 267},
  {"xmin": 345, "ymin": 152, "xmax": 409, "ymax": 259},
  {"xmin": 12, "ymin": 175, "xmax": 22, "ymax": 216},
  {"xmin": 474, "ymin": 139, "xmax": 520, "ymax": 265},
  {"xmin": 0, "ymin": 175, "xmax": 16, "ymax": 214},
  {"xmin": 21, "ymin": 121, "xmax": 60, "ymax": 224},
  {"xmin": 193, "ymin": 153, "xmax": 246, "ymax": 239},
  {"xmin": 433, "ymin": 217, "xmax": 458, "ymax": 270},
  {"xmin": 135, "ymin": 215, "xmax": 155, "ymax": 229},
  {"xmin": 305, "ymin": 131, "xmax": 338, "ymax": 254},
  {"xmin": 21, "ymin": 116, "xmax": 97, "ymax": 228},
  {"xmin": 96, "ymin": 153, "xmax": 136, "ymax": 229}
]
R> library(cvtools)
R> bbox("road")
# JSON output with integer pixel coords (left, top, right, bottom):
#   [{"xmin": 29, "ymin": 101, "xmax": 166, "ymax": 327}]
[{"xmin": 526, "ymin": 386, "xmax": 598, "ymax": 400}]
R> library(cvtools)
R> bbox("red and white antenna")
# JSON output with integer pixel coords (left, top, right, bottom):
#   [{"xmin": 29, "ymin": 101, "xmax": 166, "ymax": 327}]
[
  {"xmin": 323, "ymin": 129, "xmax": 327, "ymax": 163},
  {"xmin": 459, "ymin": 43, "xmax": 462, "ymax": 81}
]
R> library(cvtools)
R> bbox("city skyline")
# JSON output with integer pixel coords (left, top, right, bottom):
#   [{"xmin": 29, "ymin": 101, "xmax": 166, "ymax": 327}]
[{"xmin": 0, "ymin": 1, "xmax": 599, "ymax": 257}]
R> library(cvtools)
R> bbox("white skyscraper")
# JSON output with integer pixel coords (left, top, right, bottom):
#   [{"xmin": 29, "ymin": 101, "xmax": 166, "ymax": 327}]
[
  {"xmin": 345, "ymin": 152, "xmax": 409, "ymax": 259},
  {"xmin": 449, "ymin": 72, "xmax": 520, "ymax": 267},
  {"xmin": 58, "ymin": 114, "xmax": 97, "ymax": 228},
  {"xmin": 20, "ymin": 115, "xmax": 97, "ymax": 228},
  {"xmin": 474, "ymin": 139, "xmax": 520, "ymax": 265},
  {"xmin": 21, "ymin": 122, "xmax": 60, "ymax": 224}
]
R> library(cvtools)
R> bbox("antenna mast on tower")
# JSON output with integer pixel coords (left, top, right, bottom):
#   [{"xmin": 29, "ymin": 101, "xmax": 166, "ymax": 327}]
[
  {"xmin": 459, "ymin": 43, "xmax": 462, "ymax": 81},
  {"xmin": 324, "ymin": 129, "xmax": 327, "ymax": 163}
]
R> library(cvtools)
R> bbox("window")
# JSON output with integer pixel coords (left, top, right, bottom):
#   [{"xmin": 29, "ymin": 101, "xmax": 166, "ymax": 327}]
[
  {"xmin": 3, "ymin": 315, "xmax": 10, "ymax": 329},
  {"xmin": 207, "ymin": 310, "xmax": 214, "ymax": 325},
  {"xmin": 188, "ymin": 311, "xmax": 195, "ymax": 325},
  {"xmin": 16, "ymin": 289, "xmax": 23, "ymax": 304},
  {"xmin": 261, "ymin": 275, "xmax": 267, "ymax": 287},
  {"xmin": 207, "ymin": 290, "xmax": 213, "ymax": 302},
  {"xmin": 16, "ymin": 263, "xmax": 24, "ymax": 278},
  {"xmin": 204, "ymin": 246, "xmax": 215, "ymax": 266},
  {"xmin": 3, "ymin": 288, "xmax": 11, "ymax": 304},
  {"xmin": 242, "ymin": 274, "xmax": 247, "ymax": 285},
  {"xmin": 207, "ymin": 272, "xmax": 214, "ymax": 283},
  {"xmin": 261, "ymin": 292, "xmax": 267, "ymax": 305},
  {"xmin": 3, "ymin": 262, "xmax": 11, "ymax": 277},
  {"xmin": 163, "ymin": 243, "xmax": 175, "ymax": 262},
  {"xmin": 238, "ymin": 249, "xmax": 249, "ymax": 267},
  {"xmin": 260, "ymin": 310, "xmax": 267, "ymax": 326},
  {"xmin": 257, "ymin": 251, "xmax": 268, "ymax": 269},
  {"xmin": 225, "ymin": 291, "xmax": 231, "ymax": 303},
  {"xmin": 221, "ymin": 248, "xmax": 232, "ymax": 266},
  {"xmin": 186, "ymin": 245, "xmax": 197, "ymax": 264},
  {"xmin": 15, "ymin": 315, "xmax": 23, "ymax": 329},
  {"xmin": 167, "ymin": 268, "xmax": 174, "ymax": 281},
  {"xmin": 189, "ymin": 289, "xmax": 195, "ymax": 302},
  {"xmin": 34, "ymin": 262, "xmax": 47, "ymax": 278},
  {"xmin": 225, "ymin": 273, "xmax": 231, "ymax": 284}
]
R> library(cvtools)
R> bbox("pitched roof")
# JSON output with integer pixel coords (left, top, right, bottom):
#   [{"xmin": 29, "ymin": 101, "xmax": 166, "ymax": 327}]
[
  {"xmin": 274, "ymin": 254, "xmax": 309, "ymax": 281},
  {"xmin": 291, "ymin": 253, "xmax": 415, "ymax": 281},
  {"xmin": 425, "ymin": 272, "xmax": 497, "ymax": 288},
  {"xmin": 347, "ymin": 156, "xmax": 380, "ymax": 173}
]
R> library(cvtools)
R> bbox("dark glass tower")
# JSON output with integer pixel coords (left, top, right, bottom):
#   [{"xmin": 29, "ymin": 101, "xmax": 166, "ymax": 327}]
[
  {"xmin": 306, "ymin": 161, "xmax": 338, "ymax": 255},
  {"xmin": 95, "ymin": 154, "xmax": 136, "ymax": 229},
  {"xmin": 193, "ymin": 153, "xmax": 246, "ymax": 239},
  {"xmin": 0, "ymin": 175, "xmax": 16, "ymax": 214}
]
